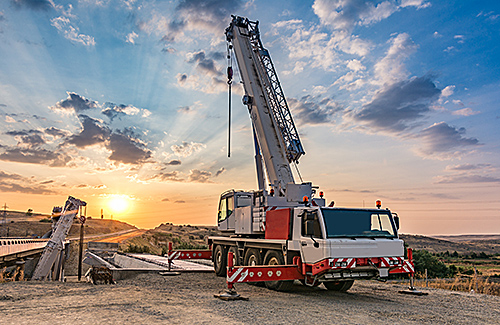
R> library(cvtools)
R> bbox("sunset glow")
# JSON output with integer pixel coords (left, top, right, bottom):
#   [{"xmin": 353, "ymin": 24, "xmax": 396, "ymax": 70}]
[
  {"xmin": 0, "ymin": 0, "xmax": 498, "ymax": 235},
  {"xmin": 108, "ymin": 196, "xmax": 130, "ymax": 215}
]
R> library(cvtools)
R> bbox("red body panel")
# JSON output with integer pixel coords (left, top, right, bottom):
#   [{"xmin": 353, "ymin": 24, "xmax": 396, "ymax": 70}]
[{"xmin": 265, "ymin": 208, "xmax": 291, "ymax": 239}]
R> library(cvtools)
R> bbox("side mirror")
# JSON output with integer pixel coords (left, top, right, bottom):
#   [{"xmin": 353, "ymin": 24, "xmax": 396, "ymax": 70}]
[
  {"xmin": 305, "ymin": 220, "xmax": 315, "ymax": 236},
  {"xmin": 394, "ymin": 215, "xmax": 400, "ymax": 230}
]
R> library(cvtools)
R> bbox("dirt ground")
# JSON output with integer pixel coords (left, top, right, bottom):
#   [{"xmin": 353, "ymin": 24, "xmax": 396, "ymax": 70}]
[{"xmin": 1, "ymin": 273, "xmax": 499, "ymax": 324}]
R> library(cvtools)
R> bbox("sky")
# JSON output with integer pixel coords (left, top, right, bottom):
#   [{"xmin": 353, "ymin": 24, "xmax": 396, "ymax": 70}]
[{"xmin": 0, "ymin": 0, "xmax": 499, "ymax": 235}]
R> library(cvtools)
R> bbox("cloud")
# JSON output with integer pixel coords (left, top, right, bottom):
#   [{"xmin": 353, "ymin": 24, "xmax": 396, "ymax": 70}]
[
  {"xmin": 434, "ymin": 174, "xmax": 500, "ymax": 184},
  {"xmin": 105, "ymin": 132, "xmax": 152, "ymax": 165},
  {"xmin": 1, "ymin": 129, "xmax": 72, "ymax": 166},
  {"xmin": 451, "ymin": 108, "xmax": 480, "ymax": 116},
  {"xmin": 64, "ymin": 115, "xmax": 110, "ymax": 148},
  {"xmin": 312, "ymin": 0, "xmax": 429, "ymax": 32},
  {"xmin": 44, "ymin": 127, "xmax": 69, "ymax": 138},
  {"xmin": 101, "ymin": 103, "xmax": 151, "ymax": 120},
  {"xmin": 188, "ymin": 169, "xmax": 211, "ymax": 183},
  {"xmin": 138, "ymin": 0, "xmax": 242, "ymax": 43},
  {"xmin": 0, "ymin": 147, "xmax": 71, "ymax": 167},
  {"xmin": 5, "ymin": 116, "xmax": 16, "ymax": 123},
  {"xmin": 0, "ymin": 170, "xmax": 56, "ymax": 194},
  {"xmin": 161, "ymin": 198, "xmax": 170, "ymax": 202},
  {"xmin": 346, "ymin": 59, "xmax": 366, "ymax": 72},
  {"xmin": 51, "ymin": 16, "xmax": 95, "ymax": 46},
  {"xmin": 174, "ymin": 0, "xmax": 242, "ymax": 35},
  {"xmin": 215, "ymin": 167, "xmax": 225, "ymax": 177},
  {"xmin": 165, "ymin": 159, "xmax": 181, "ymax": 165},
  {"xmin": 150, "ymin": 171, "xmax": 183, "ymax": 182},
  {"xmin": 454, "ymin": 35, "xmax": 465, "ymax": 44},
  {"xmin": 178, "ymin": 51, "xmax": 227, "ymax": 93},
  {"xmin": 174, "ymin": 200, "xmax": 185, "ymax": 204},
  {"xmin": 374, "ymin": 33, "xmax": 418, "ymax": 85},
  {"xmin": 288, "ymin": 95, "xmax": 343, "ymax": 125},
  {"xmin": 415, "ymin": 122, "xmax": 480, "ymax": 158},
  {"xmin": 171, "ymin": 141, "xmax": 206, "ymax": 157},
  {"xmin": 40, "ymin": 180, "xmax": 54, "ymax": 185},
  {"xmin": 5, "ymin": 129, "xmax": 46, "ymax": 149},
  {"xmin": 0, "ymin": 181, "xmax": 56, "ymax": 194},
  {"xmin": 176, "ymin": 72, "xmax": 227, "ymax": 94},
  {"xmin": 0, "ymin": 170, "xmax": 23, "ymax": 181},
  {"xmin": 348, "ymin": 75, "xmax": 441, "ymax": 133},
  {"xmin": 11, "ymin": 0, "xmax": 53, "ymax": 11},
  {"xmin": 445, "ymin": 163, "xmax": 492, "ymax": 172},
  {"xmin": 51, "ymin": 92, "xmax": 98, "ymax": 114},
  {"xmin": 186, "ymin": 50, "xmax": 222, "ymax": 76},
  {"xmin": 126, "ymin": 31, "xmax": 138, "ymax": 44}
]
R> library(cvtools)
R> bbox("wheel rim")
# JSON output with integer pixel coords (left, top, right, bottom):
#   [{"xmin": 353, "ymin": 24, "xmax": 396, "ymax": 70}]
[
  {"xmin": 216, "ymin": 250, "xmax": 222, "ymax": 267},
  {"xmin": 248, "ymin": 254, "xmax": 257, "ymax": 266},
  {"xmin": 268, "ymin": 256, "xmax": 279, "ymax": 266}
]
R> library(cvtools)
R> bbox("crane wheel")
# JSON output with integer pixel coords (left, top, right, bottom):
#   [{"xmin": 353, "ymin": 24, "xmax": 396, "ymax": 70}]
[
  {"xmin": 213, "ymin": 245, "xmax": 227, "ymax": 277},
  {"xmin": 263, "ymin": 250, "xmax": 294, "ymax": 291},
  {"xmin": 243, "ymin": 248, "xmax": 263, "ymax": 286},
  {"xmin": 243, "ymin": 248, "xmax": 262, "ymax": 266},
  {"xmin": 323, "ymin": 280, "xmax": 354, "ymax": 292}
]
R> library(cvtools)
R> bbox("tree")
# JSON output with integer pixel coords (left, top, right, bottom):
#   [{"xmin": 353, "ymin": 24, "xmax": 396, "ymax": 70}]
[
  {"xmin": 412, "ymin": 249, "xmax": 451, "ymax": 278},
  {"xmin": 26, "ymin": 209, "xmax": 33, "ymax": 216}
]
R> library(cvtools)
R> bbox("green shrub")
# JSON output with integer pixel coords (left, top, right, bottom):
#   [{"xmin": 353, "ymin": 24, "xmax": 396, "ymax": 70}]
[{"xmin": 413, "ymin": 249, "xmax": 452, "ymax": 278}]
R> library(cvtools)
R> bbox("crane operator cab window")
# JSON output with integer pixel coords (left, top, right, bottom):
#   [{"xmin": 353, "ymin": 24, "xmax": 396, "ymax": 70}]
[
  {"xmin": 217, "ymin": 195, "xmax": 234, "ymax": 223},
  {"xmin": 301, "ymin": 210, "xmax": 322, "ymax": 238}
]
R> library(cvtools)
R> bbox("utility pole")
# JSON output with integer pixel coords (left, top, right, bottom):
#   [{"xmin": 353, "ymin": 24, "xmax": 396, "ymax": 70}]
[{"xmin": 2, "ymin": 203, "xmax": 8, "ymax": 237}]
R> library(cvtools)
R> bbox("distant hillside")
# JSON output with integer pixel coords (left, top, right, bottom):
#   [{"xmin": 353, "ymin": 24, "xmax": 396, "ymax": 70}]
[
  {"xmin": 401, "ymin": 234, "xmax": 500, "ymax": 255},
  {"xmin": 1, "ymin": 216, "xmax": 136, "ymax": 238},
  {"xmin": 433, "ymin": 234, "xmax": 500, "ymax": 242}
]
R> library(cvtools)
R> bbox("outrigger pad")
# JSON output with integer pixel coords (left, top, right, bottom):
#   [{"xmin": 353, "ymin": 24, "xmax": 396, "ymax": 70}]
[
  {"xmin": 159, "ymin": 271, "xmax": 181, "ymax": 276},
  {"xmin": 214, "ymin": 290, "xmax": 249, "ymax": 301},
  {"xmin": 398, "ymin": 289, "xmax": 429, "ymax": 296}
]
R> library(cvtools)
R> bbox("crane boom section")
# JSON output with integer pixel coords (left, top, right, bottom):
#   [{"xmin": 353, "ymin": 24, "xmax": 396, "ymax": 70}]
[{"xmin": 226, "ymin": 16, "xmax": 305, "ymax": 193}]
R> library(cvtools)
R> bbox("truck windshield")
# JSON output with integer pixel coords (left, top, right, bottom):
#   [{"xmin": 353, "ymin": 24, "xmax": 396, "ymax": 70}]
[{"xmin": 321, "ymin": 209, "xmax": 396, "ymax": 238}]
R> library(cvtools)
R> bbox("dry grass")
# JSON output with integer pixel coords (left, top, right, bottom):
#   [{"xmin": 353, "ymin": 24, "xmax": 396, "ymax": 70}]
[{"xmin": 412, "ymin": 276, "xmax": 500, "ymax": 296}]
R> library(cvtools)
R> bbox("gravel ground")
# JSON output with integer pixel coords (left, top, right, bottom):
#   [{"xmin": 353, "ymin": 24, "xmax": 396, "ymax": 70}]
[{"xmin": 1, "ymin": 273, "xmax": 499, "ymax": 324}]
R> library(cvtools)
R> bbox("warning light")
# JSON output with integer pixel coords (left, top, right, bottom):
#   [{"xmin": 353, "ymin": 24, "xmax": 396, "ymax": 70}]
[
  {"xmin": 303, "ymin": 196, "xmax": 309, "ymax": 202},
  {"xmin": 319, "ymin": 191, "xmax": 324, "ymax": 198},
  {"xmin": 376, "ymin": 200, "xmax": 382, "ymax": 209},
  {"xmin": 270, "ymin": 188, "xmax": 275, "ymax": 196}
]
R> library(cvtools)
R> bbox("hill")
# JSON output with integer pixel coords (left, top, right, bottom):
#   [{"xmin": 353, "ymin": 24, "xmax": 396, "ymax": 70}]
[
  {"xmin": 400, "ymin": 234, "xmax": 500, "ymax": 255},
  {"xmin": 0, "ymin": 210, "xmax": 136, "ymax": 238}
]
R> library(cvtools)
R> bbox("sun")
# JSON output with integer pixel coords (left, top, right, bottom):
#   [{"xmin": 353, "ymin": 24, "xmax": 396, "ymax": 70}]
[{"xmin": 108, "ymin": 196, "xmax": 130, "ymax": 214}]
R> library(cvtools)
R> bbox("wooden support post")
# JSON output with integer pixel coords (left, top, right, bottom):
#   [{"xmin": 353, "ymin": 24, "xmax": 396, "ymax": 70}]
[{"xmin": 78, "ymin": 222, "xmax": 84, "ymax": 281}]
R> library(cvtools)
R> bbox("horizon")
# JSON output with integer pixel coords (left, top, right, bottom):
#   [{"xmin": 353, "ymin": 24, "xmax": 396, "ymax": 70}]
[{"xmin": 0, "ymin": 0, "xmax": 499, "ymax": 235}]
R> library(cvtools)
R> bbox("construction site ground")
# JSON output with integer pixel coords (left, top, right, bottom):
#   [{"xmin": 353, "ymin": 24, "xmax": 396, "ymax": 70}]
[{"xmin": 1, "ymin": 273, "xmax": 499, "ymax": 324}]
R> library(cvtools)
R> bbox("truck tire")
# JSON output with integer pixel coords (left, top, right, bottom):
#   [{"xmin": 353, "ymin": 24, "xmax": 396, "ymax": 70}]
[
  {"xmin": 244, "ymin": 248, "xmax": 263, "ymax": 286},
  {"xmin": 228, "ymin": 246, "xmax": 240, "ymax": 266},
  {"xmin": 323, "ymin": 280, "xmax": 354, "ymax": 292},
  {"xmin": 263, "ymin": 250, "xmax": 294, "ymax": 291},
  {"xmin": 213, "ymin": 245, "xmax": 227, "ymax": 277},
  {"xmin": 244, "ymin": 248, "xmax": 262, "ymax": 266}
]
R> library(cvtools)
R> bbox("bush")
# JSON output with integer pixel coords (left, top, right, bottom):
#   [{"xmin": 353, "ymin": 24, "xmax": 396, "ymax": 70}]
[{"xmin": 124, "ymin": 244, "xmax": 150, "ymax": 253}]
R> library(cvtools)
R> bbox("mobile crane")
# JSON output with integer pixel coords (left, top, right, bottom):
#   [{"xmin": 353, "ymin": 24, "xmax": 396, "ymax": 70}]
[
  {"xmin": 208, "ymin": 16, "xmax": 413, "ymax": 291},
  {"xmin": 32, "ymin": 196, "xmax": 86, "ymax": 281}
]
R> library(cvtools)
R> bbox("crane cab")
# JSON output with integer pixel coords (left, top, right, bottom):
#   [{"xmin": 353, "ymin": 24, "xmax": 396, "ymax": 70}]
[{"xmin": 217, "ymin": 190, "xmax": 253, "ymax": 233}]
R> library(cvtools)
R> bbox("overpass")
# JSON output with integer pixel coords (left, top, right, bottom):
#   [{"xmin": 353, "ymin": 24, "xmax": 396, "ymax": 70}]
[
  {"xmin": 0, "ymin": 238, "xmax": 49, "ymax": 266},
  {"xmin": 1, "ymin": 237, "xmax": 71, "ymax": 281}
]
